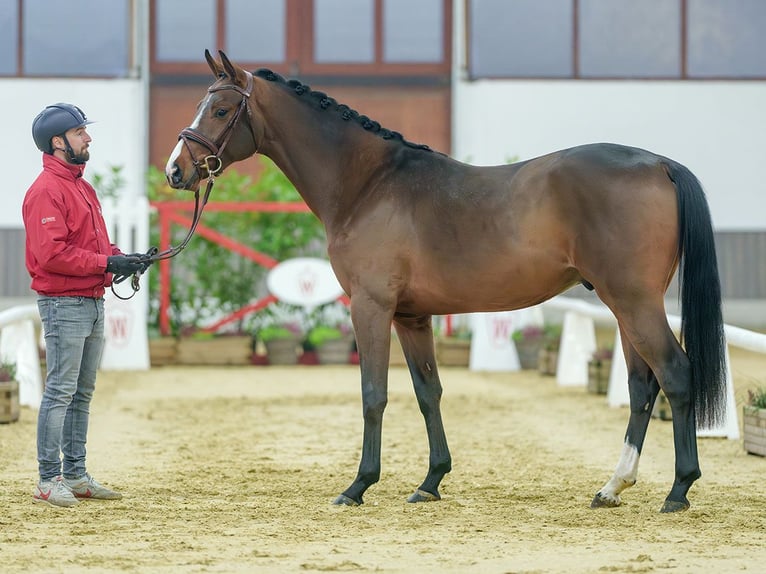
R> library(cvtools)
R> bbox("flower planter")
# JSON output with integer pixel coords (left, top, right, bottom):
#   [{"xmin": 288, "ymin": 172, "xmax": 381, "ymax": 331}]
[
  {"xmin": 316, "ymin": 336, "xmax": 354, "ymax": 365},
  {"xmin": 0, "ymin": 380, "xmax": 20, "ymax": 424},
  {"xmin": 149, "ymin": 337, "xmax": 178, "ymax": 366},
  {"xmin": 176, "ymin": 335, "xmax": 253, "ymax": 366},
  {"xmin": 652, "ymin": 391, "xmax": 672, "ymax": 421},
  {"xmin": 587, "ymin": 359, "xmax": 611, "ymax": 394},
  {"xmin": 264, "ymin": 338, "xmax": 301, "ymax": 365},
  {"xmin": 390, "ymin": 337, "xmax": 407, "ymax": 366},
  {"xmin": 743, "ymin": 405, "xmax": 766, "ymax": 457},
  {"xmin": 515, "ymin": 339, "xmax": 542, "ymax": 370},
  {"xmin": 538, "ymin": 349, "xmax": 558, "ymax": 376},
  {"xmin": 436, "ymin": 338, "xmax": 471, "ymax": 367}
]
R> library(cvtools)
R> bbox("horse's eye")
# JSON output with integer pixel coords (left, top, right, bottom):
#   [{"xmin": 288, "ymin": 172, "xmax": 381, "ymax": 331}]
[{"xmin": 215, "ymin": 109, "xmax": 228, "ymax": 118}]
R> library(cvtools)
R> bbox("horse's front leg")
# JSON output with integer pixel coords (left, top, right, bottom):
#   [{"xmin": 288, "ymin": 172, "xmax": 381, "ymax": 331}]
[
  {"xmin": 394, "ymin": 318, "xmax": 451, "ymax": 503},
  {"xmin": 332, "ymin": 298, "xmax": 394, "ymax": 506}
]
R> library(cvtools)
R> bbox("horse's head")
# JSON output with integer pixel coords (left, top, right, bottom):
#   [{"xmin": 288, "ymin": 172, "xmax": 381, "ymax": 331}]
[{"xmin": 165, "ymin": 50, "xmax": 260, "ymax": 191}]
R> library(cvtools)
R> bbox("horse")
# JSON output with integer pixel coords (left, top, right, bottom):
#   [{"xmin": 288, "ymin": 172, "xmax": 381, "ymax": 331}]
[{"xmin": 165, "ymin": 50, "xmax": 726, "ymax": 513}]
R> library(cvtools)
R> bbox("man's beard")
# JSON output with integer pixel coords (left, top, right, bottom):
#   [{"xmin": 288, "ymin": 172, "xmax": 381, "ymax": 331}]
[{"xmin": 68, "ymin": 148, "xmax": 89, "ymax": 165}]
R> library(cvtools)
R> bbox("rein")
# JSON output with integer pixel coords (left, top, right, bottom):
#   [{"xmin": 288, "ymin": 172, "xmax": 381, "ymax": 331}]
[{"xmin": 110, "ymin": 71, "xmax": 254, "ymax": 301}]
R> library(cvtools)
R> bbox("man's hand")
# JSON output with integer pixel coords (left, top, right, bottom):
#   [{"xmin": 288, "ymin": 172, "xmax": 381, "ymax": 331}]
[
  {"xmin": 126, "ymin": 250, "xmax": 156, "ymax": 273},
  {"xmin": 106, "ymin": 255, "xmax": 146, "ymax": 276}
]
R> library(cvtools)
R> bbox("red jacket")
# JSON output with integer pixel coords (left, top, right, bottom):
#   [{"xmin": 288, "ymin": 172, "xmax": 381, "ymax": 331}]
[{"xmin": 22, "ymin": 154, "xmax": 122, "ymax": 297}]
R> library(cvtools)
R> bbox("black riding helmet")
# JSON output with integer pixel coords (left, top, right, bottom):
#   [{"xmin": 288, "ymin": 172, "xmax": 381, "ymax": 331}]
[{"xmin": 32, "ymin": 103, "xmax": 94, "ymax": 154}]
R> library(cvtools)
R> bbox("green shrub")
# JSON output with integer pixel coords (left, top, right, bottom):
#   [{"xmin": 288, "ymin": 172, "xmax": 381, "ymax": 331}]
[{"xmin": 146, "ymin": 158, "xmax": 326, "ymax": 335}]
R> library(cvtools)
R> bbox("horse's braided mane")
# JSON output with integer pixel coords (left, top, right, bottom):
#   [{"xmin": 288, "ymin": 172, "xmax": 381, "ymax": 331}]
[{"xmin": 254, "ymin": 68, "xmax": 432, "ymax": 152}]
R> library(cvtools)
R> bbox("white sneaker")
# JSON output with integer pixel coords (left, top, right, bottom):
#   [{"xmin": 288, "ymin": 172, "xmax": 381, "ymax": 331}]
[
  {"xmin": 33, "ymin": 477, "xmax": 79, "ymax": 507},
  {"xmin": 63, "ymin": 473, "xmax": 123, "ymax": 500}
]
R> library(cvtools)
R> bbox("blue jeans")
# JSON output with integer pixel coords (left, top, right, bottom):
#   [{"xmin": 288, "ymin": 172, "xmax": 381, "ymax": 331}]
[{"xmin": 36, "ymin": 296, "xmax": 105, "ymax": 481}]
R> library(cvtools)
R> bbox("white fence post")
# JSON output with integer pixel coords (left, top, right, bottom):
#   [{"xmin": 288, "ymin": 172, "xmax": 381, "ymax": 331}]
[
  {"xmin": 556, "ymin": 311, "xmax": 597, "ymax": 386},
  {"xmin": 544, "ymin": 295, "xmax": 766, "ymax": 441},
  {"xmin": 100, "ymin": 195, "xmax": 150, "ymax": 370},
  {"xmin": 0, "ymin": 305, "xmax": 43, "ymax": 407}
]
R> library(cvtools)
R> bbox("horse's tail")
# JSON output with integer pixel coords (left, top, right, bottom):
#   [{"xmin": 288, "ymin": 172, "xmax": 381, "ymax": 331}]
[{"xmin": 665, "ymin": 160, "xmax": 726, "ymax": 429}]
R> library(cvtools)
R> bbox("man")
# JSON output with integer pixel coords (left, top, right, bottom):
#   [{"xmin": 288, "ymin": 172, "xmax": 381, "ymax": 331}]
[{"xmin": 23, "ymin": 103, "xmax": 151, "ymax": 507}]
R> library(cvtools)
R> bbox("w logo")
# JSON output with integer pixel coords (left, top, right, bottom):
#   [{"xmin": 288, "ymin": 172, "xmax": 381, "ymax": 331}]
[
  {"xmin": 107, "ymin": 310, "xmax": 131, "ymax": 347},
  {"xmin": 297, "ymin": 269, "xmax": 318, "ymax": 296},
  {"xmin": 488, "ymin": 316, "xmax": 514, "ymax": 348}
]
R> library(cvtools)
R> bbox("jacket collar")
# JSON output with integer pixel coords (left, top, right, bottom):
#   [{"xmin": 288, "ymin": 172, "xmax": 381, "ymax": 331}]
[{"xmin": 42, "ymin": 153, "xmax": 86, "ymax": 181}]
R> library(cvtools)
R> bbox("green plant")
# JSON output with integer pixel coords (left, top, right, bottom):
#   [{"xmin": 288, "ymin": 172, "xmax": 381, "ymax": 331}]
[
  {"xmin": 591, "ymin": 346, "xmax": 614, "ymax": 363},
  {"xmin": 251, "ymin": 302, "xmax": 305, "ymax": 343},
  {"xmin": 0, "ymin": 361, "xmax": 16, "ymax": 382},
  {"xmin": 747, "ymin": 387, "xmax": 766, "ymax": 409},
  {"xmin": 258, "ymin": 324, "xmax": 303, "ymax": 343},
  {"xmin": 512, "ymin": 324, "xmax": 544, "ymax": 343},
  {"xmin": 304, "ymin": 301, "xmax": 353, "ymax": 348},
  {"xmin": 306, "ymin": 325, "xmax": 345, "ymax": 347},
  {"xmin": 542, "ymin": 324, "xmax": 562, "ymax": 351},
  {"xmin": 91, "ymin": 164, "xmax": 126, "ymax": 201},
  {"xmin": 146, "ymin": 158, "xmax": 326, "ymax": 335}
]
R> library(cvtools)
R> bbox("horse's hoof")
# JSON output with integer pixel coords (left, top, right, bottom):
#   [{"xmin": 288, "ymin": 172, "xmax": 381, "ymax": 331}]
[
  {"xmin": 407, "ymin": 489, "xmax": 441, "ymax": 503},
  {"xmin": 332, "ymin": 494, "xmax": 362, "ymax": 506},
  {"xmin": 660, "ymin": 498, "xmax": 690, "ymax": 513},
  {"xmin": 590, "ymin": 492, "xmax": 621, "ymax": 509}
]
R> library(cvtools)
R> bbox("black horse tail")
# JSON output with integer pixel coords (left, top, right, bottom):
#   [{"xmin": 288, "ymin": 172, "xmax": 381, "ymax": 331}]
[{"xmin": 665, "ymin": 160, "xmax": 726, "ymax": 429}]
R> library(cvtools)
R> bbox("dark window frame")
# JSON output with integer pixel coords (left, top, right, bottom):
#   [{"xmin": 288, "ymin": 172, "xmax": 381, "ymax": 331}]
[{"xmin": 150, "ymin": 0, "xmax": 452, "ymax": 78}]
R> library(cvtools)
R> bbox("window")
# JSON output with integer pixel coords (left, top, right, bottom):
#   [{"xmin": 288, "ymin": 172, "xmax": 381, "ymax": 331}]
[
  {"xmin": 579, "ymin": 0, "xmax": 681, "ymax": 78},
  {"xmin": 0, "ymin": 2, "xmax": 18, "ymax": 75},
  {"xmin": 470, "ymin": 0, "xmax": 573, "ymax": 78},
  {"xmin": 314, "ymin": 0, "xmax": 375, "ymax": 63},
  {"xmin": 152, "ymin": 0, "xmax": 451, "ymax": 77},
  {"xmin": 21, "ymin": 0, "xmax": 130, "ymax": 77},
  {"xmin": 155, "ymin": 0, "xmax": 216, "ymax": 62},
  {"xmin": 384, "ymin": 0, "xmax": 444, "ymax": 63},
  {"xmin": 226, "ymin": 0, "xmax": 286, "ymax": 63},
  {"xmin": 1, "ymin": 0, "xmax": 131, "ymax": 77},
  {"xmin": 687, "ymin": 0, "xmax": 766, "ymax": 78},
  {"xmin": 468, "ymin": 0, "xmax": 766, "ymax": 80}
]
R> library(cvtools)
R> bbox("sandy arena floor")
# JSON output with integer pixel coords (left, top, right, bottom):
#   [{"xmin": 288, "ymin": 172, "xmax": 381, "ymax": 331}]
[{"xmin": 1, "ymin": 348, "xmax": 765, "ymax": 573}]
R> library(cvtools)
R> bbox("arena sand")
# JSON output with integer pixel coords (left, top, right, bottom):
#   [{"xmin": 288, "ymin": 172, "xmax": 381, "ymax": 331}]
[{"xmin": 1, "ymin": 348, "xmax": 765, "ymax": 573}]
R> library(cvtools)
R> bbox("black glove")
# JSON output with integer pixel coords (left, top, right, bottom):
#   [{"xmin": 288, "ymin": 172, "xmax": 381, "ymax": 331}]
[
  {"xmin": 126, "ymin": 250, "xmax": 156, "ymax": 273},
  {"xmin": 106, "ymin": 255, "xmax": 146, "ymax": 276}
]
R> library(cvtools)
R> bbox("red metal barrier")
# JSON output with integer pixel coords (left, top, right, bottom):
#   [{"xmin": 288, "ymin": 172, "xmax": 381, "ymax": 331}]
[{"xmin": 151, "ymin": 200, "xmax": 311, "ymax": 336}]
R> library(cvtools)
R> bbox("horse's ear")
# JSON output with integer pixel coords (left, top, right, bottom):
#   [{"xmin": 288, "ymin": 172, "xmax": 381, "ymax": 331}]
[
  {"xmin": 218, "ymin": 50, "xmax": 239, "ymax": 82},
  {"xmin": 205, "ymin": 49, "xmax": 222, "ymax": 77}
]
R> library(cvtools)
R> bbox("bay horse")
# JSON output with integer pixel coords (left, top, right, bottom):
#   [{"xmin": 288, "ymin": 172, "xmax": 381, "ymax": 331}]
[{"xmin": 165, "ymin": 50, "xmax": 726, "ymax": 513}]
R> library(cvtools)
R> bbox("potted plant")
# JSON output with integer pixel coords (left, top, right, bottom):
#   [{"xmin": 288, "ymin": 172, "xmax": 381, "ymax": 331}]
[
  {"xmin": 538, "ymin": 324, "xmax": 562, "ymax": 376},
  {"xmin": 304, "ymin": 302, "xmax": 354, "ymax": 365},
  {"xmin": 251, "ymin": 303, "xmax": 305, "ymax": 366},
  {"xmin": 255, "ymin": 322, "xmax": 304, "ymax": 366},
  {"xmin": 651, "ymin": 390, "xmax": 672, "ymax": 421},
  {"xmin": 435, "ymin": 320, "xmax": 472, "ymax": 367},
  {"xmin": 587, "ymin": 346, "xmax": 613, "ymax": 394},
  {"xmin": 512, "ymin": 324, "xmax": 545, "ymax": 370},
  {"xmin": 0, "ymin": 361, "xmax": 20, "ymax": 424},
  {"xmin": 743, "ymin": 386, "xmax": 766, "ymax": 457}
]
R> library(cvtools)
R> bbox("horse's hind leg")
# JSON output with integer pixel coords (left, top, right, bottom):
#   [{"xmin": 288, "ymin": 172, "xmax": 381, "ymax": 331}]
[
  {"xmin": 602, "ymin": 303, "xmax": 700, "ymax": 512},
  {"xmin": 394, "ymin": 317, "xmax": 452, "ymax": 503},
  {"xmin": 591, "ymin": 326, "xmax": 660, "ymax": 508}
]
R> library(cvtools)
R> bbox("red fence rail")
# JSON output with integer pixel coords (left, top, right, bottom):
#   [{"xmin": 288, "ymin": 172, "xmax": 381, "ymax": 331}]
[{"xmin": 151, "ymin": 200, "xmax": 312, "ymax": 336}]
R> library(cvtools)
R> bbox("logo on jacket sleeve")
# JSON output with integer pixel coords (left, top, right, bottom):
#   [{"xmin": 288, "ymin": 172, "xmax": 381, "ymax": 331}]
[{"xmin": 41, "ymin": 216, "xmax": 57, "ymax": 224}]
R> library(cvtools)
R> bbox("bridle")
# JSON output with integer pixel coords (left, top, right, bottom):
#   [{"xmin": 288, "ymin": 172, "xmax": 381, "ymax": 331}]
[{"xmin": 111, "ymin": 70, "xmax": 255, "ymax": 300}]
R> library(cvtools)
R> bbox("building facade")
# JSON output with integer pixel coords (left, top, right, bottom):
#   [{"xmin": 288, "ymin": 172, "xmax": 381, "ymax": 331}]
[{"xmin": 2, "ymin": 0, "xmax": 765, "ymax": 324}]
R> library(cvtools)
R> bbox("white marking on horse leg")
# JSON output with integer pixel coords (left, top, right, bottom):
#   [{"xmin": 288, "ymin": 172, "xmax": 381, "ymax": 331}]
[{"xmin": 597, "ymin": 440, "xmax": 640, "ymax": 506}]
